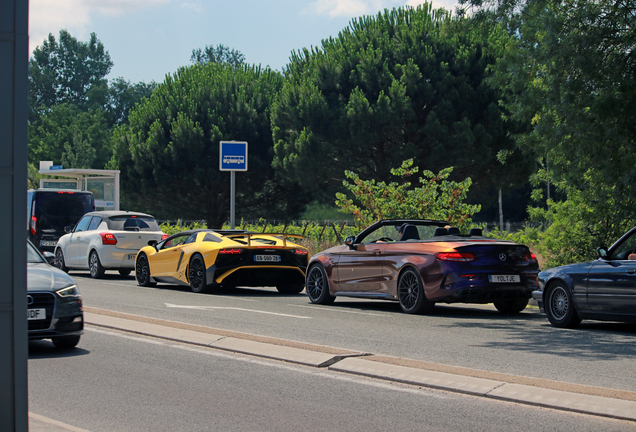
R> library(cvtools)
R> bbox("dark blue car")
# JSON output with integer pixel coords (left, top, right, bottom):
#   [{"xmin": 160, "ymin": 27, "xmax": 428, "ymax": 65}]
[{"xmin": 533, "ymin": 227, "xmax": 636, "ymax": 328}]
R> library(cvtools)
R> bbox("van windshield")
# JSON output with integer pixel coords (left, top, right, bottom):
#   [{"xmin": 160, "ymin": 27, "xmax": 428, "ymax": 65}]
[{"xmin": 34, "ymin": 192, "xmax": 94, "ymax": 231}]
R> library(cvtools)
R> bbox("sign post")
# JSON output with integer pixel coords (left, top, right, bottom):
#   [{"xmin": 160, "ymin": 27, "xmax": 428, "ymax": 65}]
[{"xmin": 219, "ymin": 141, "xmax": 248, "ymax": 229}]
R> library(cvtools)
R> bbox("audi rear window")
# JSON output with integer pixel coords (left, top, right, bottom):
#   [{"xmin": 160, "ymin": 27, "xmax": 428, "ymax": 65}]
[{"xmin": 107, "ymin": 216, "xmax": 160, "ymax": 231}]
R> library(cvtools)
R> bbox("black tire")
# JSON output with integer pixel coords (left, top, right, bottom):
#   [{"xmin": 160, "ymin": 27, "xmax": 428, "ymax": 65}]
[
  {"xmin": 89, "ymin": 251, "xmax": 105, "ymax": 279},
  {"xmin": 55, "ymin": 248, "xmax": 68, "ymax": 273},
  {"xmin": 135, "ymin": 254, "xmax": 155, "ymax": 287},
  {"xmin": 119, "ymin": 269, "xmax": 132, "ymax": 277},
  {"xmin": 276, "ymin": 283, "xmax": 305, "ymax": 294},
  {"xmin": 52, "ymin": 335, "xmax": 80, "ymax": 349},
  {"xmin": 306, "ymin": 264, "xmax": 336, "ymax": 305},
  {"xmin": 188, "ymin": 254, "xmax": 209, "ymax": 293},
  {"xmin": 545, "ymin": 283, "xmax": 581, "ymax": 328},
  {"xmin": 493, "ymin": 298, "xmax": 529, "ymax": 314},
  {"xmin": 398, "ymin": 267, "xmax": 434, "ymax": 314}
]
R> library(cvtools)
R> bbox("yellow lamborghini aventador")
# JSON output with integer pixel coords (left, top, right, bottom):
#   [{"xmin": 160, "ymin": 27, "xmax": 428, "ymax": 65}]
[{"xmin": 134, "ymin": 229, "xmax": 308, "ymax": 294}]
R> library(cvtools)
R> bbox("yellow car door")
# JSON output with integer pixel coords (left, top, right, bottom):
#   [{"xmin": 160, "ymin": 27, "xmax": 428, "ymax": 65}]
[{"xmin": 150, "ymin": 234, "xmax": 192, "ymax": 278}]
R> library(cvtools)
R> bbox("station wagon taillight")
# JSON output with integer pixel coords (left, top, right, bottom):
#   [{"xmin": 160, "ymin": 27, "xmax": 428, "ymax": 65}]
[
  {"xmin": 436, "ymin": 252, "xmax": 476, "ymax": 262},
  {"xmin": 30, "ymin": 215, "xmax": 37, "ymax": 235},
  {"xmin": 100, "ymin": 232, "xmax": 117, "ymax": 245}
]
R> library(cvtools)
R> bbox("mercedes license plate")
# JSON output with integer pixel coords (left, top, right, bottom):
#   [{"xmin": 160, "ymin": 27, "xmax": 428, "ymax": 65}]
[
  {"xmin": 489, "ymin": 275, "xmax": 521, "ymax": 283},
  {"xmin": 40, "ymin": 240, "xmax": 57, "ymax": 247},
  {"xmin": 254, "ymin": 255, "xmax": 281, "ymax": 262},
  {"xmin": 27, "ymin": 308, "xmax": 46, "ymax": 320}
]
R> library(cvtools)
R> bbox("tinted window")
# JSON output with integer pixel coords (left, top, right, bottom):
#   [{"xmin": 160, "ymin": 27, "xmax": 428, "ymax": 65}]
[
  {"xmin": 32, "ymin": 191, "xmax": 94, "ymax": 232},
  {"xmin": 203, "ymin": 233, "xmax": 222, "ymax": 243},
  {"xmin": 611, "ymin": 230, "xmax": 636, "ymax": 260},
  {"xmin": 74, "ymin": 215, "xmax": 92, "ymax": 233},
  {"xmin": 107, "ymin": 216, "xmax": 160, "ymax": 232},
  {"xmin": 88, "ymin": 217, "xmax": 102, "ymax": 231},
  {"xmin": 160, "ymin": 234, "xmax": 190, "ymax": 249}
]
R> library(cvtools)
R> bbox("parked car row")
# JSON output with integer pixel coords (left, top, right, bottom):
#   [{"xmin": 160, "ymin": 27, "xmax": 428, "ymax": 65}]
[{"xmin": 26, "ymin": 192, "xmax": 636, "ymax": 351}]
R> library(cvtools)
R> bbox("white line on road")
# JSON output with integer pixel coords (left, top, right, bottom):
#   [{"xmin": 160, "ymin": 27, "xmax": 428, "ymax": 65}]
[
  {"xmin": 288, "ymin": 304, "xmax": 386, "ymax": 317},
  {"xmin": 165, "ymin": 303, "xmax": 312, "ymax": 319}
]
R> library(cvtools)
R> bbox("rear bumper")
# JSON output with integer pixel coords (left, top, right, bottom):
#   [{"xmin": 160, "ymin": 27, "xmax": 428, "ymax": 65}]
[
  {"xmin": 98, "ymin": 249, "xmax": 139, "ymax": 269},
  {"xmin": 215, "ymin": 266, "xmax": 306, "ymax": 287},
  {"xmin": 429, "ymin": 271, "xmax": 538, "ymax": 304}
]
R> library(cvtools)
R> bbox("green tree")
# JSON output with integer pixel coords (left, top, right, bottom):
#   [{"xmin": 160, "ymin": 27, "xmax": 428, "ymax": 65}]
[
  {"xmin": 336, "ymin": 159, "xmax": 480, "ymax": 229},
  {"xmin": 190, "ymin": 44, "xmax": 245, "ymax": 66},
  {"xmin": 272, "ymin": 5, "xmax": 528, "ymax": 215},
  {"xmin": 28, "ymin": 104, "xmax": 111, "ymax": 168},
  {"xmin": 29, "ymin": 29, "xmax": 113, "ymax": 118},
  {"xmin": 105, "ymin": 77, "xmax": 158, "ymax": 126},
  {"xmin": 463, "ymin": 0, "xmax": 636, "ymax": 263},
  {"xmin": 112, "ymin": 63, "xmax": 302, "ymax": 227}
]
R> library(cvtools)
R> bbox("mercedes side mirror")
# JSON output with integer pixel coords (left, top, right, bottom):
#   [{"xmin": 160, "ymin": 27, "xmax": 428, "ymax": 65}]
[{"xmin": 344, "ymin": 236, "xmax": 357, "ymax": 250}]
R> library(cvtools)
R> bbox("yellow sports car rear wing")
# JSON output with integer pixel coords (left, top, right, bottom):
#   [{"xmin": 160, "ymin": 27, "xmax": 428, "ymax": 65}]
[{"xmin": 224, "ymin": 232, "xmax": 306, "ymax": 247}]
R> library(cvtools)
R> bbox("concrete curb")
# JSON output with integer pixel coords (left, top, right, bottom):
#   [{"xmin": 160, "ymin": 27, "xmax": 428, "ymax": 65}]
[{"xmin": 85, "ymin": 311, "xmax": 636, "ymax": 423}]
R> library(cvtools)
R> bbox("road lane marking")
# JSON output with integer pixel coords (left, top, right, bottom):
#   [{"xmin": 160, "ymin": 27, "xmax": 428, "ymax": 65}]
[
  {"xmin": 288, "ymin": 304, "xmax": 385, "ymax": 317},
  {"xmin": 165, "ymin": 303, "xmax": 311, "ymax": 319}
]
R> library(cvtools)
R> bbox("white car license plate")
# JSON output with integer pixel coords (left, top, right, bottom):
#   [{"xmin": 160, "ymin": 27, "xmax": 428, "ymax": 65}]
[
  {"xmin": 40, "ymin": 240, "xmax": 57, "ymax": 247},
  {"xmin": 127, "ymin": 254, "xmax": 136, "ymax": 260},
  {"xmin": 489, "ymin": 275, "xmax": 521, "ymax": 283},
  {"xmin": 254, "ymin": 255, "xmax": 281, "ymax": 262},
  {"xmin": 27, "ymin": 308, "xmax": 46, "ymax": 320}
]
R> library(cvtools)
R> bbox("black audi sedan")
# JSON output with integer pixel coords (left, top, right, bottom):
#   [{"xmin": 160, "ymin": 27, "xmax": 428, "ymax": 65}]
[
  {"xmin": 27, "ymin": 239, "xmax": 83, "ymax": 348},
  {"xmin": 533, "ymin": 226, "xmax": 636, "ymax": 328}
]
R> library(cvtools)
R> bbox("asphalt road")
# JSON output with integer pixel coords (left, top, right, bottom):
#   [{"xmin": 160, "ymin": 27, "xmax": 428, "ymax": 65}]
[
  {"xmin": 66, "ymin": 271, "xmax": 636, "ymax": 393},
  {"xmin": 28, "ymin": 324, "xmax": 635, "ymax": 432}
]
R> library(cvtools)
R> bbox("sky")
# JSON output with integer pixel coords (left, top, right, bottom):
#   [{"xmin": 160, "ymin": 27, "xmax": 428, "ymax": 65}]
[{"xmin": 29, "ymin": 0, "xmax": 459, "ymax": 85}]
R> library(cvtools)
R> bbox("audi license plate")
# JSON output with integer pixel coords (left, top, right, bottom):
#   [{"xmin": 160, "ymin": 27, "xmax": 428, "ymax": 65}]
[
  {"xmin": 489, "ymin": 275, "xmax": 521, "ymax": 283},
  {"xmin": 40, "ymin": 240, "xmax": 57, "ymax": 247},
  {"xmin": 254, "ymin": 255, "xmax": 281, "ymax": 262},
  {"xmin": 27, "ymin": 308, "xmax": 46, "ymax": 320}
]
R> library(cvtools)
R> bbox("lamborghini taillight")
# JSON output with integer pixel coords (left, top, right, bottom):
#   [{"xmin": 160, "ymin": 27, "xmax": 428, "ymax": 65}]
[{"xmin": 218, "ymin": 248, "xmax": 244, "ymax": 255}]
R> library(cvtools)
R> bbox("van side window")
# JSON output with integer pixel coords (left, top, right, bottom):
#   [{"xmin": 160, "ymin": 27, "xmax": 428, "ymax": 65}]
[{"xmin": 74, "ymin": 215, "xmax": 92, "ymax": 233}]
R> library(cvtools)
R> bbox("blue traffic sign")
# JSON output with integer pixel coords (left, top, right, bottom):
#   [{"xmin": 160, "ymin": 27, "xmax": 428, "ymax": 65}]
[{"xmin": 219, "ymin": 141, "xmax": 248, "ymax": 171}]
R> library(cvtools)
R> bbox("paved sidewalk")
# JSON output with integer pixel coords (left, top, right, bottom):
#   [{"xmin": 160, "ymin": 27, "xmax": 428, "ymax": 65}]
[{"xmin": 30, "ymin": 309, "xmax": 636, "ymax": 431}]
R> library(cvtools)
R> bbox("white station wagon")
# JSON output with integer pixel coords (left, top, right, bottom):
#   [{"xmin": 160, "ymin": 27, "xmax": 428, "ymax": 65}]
[{"xmin": 54, "ymin": 211, "xmax": 167, "ymax": 278}]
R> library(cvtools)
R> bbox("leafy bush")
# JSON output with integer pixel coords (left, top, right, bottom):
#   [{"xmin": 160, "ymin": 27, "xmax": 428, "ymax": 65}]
[{"xmin": 336, "ymin": 159, "xmax": 480, "ymax": 230}]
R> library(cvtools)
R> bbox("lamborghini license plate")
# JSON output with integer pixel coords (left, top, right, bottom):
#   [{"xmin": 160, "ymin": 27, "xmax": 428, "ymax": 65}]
[{"xmin": 254, "ymin": 255, "xmax": 281, "ymax": 262}]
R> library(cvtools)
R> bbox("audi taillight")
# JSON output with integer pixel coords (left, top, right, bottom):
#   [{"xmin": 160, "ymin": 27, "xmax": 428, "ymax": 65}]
[
  {"xmin": 218, "ymin": 248, "xmax": 244, "ymax": 255},
  {"xmin": 436, "ymin": 252, "xmax": 476, "ymax": 262},
  {"xmin": 100, "ymin": 232, "xmax": 117, "ymax": 245}
]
